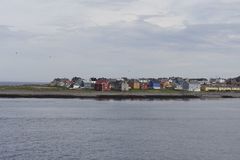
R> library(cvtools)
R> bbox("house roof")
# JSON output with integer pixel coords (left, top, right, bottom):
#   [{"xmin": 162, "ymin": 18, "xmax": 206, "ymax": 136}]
[{"xmin": 96, "ymin": 79, "xmax": 110, "ymax": 84}]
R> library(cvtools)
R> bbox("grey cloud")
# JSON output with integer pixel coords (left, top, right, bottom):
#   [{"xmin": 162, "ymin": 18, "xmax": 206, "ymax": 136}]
[
  {"xmin": 0, "ymin": 25, "xmax": 34, "ymax": 41},
  {"xmin": 80, "ymin": 0, "xmax": 138, "ymax": 5},
  {"xmin": 1, "ymin": 0, "xmax": 240, "ymax": 81},
  {"xmin": 38, "ymin": 0, "xmax": 138, "ymax": 8},
  {"xmin": 86, "ymin": 20, "xmax": 240, "ymax": 54},
  {"xmin": 185, "ymin": 1, "xmax": 240, "ymax": 23}
]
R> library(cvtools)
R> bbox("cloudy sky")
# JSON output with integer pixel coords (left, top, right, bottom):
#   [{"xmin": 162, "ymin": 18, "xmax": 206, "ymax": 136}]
[{"xmin": 0, "ymin": 0, "xmax": 240, "ymax": 82}]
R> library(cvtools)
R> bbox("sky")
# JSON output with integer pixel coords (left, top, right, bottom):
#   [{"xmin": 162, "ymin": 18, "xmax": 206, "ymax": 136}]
[{"xmin": 0, "ymin": 0, "xmax": 240, "ymax": 82}]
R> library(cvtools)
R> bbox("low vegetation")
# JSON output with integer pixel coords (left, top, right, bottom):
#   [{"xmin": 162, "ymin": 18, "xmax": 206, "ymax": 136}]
[
  {"xmin": 0, "ymin": 85, "xmax": 67, "ymax": 91},
  {"xmin": 0, "ymin": 85, "xmax": 189, "ymax": 94},
  {"xmin": 128, "ymin": 89, "xmax": 184, "ymax": 94}
]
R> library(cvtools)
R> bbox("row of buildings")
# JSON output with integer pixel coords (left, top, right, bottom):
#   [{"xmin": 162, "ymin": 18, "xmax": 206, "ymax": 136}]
[{"xmin": 49, "ymin": 76, "xmax": 240, "ymax": 92}]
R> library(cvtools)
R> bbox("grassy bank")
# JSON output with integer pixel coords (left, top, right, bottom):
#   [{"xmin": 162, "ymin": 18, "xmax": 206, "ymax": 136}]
[
  {"xmin": 0, "ymin": 85, "xmax": 66, "ymax": 91},
  {"xmin": 0, "ymin": 85, "xmax": 183, "ymax": 93},
  {"xmin": 0, "ymin": 85, "xmax": 240, "ymax": 99},
  {"xmin": 128, "ymin": 89, "xmax": 182, "ymax": 94}
]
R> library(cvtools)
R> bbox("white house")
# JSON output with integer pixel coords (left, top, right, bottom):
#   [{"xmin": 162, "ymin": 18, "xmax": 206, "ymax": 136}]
[{"xmin": 188, "ymin": 82, "xmax": 201, "ymax": 92}]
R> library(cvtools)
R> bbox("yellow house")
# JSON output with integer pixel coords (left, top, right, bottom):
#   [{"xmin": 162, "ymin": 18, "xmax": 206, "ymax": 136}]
[
  {"xmin": 161, "ymin": 81, "xmax": 173, "ymax": 89},
  {"xmin": 232, "ymin": 87, "xmax": 240, "ymax": 91},
  {"xmin": 201, "ymin": 86, "xmax": 219, "ymax": 92},
  {"xmin": 201, "ymin": 85, "xmax": 240, "ymax": 92},
  {"xmin": 128, "ymin": 80, "xmax": 140, "ymax": 90}
]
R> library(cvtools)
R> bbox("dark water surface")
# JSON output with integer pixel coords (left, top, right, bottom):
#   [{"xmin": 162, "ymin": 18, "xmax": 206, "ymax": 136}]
[{"xmin": 0, "ymin": 99, "xmax": 240, "ymax": 160}]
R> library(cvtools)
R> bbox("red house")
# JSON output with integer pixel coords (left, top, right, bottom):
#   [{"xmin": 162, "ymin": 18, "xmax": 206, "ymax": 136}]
[
  {"xmin": 140, "ymin": 83, "xmax": 148, "ymax": 90},
  {"xmin": 95, "ymin": 80, "xmax": 111, "ymax": 91}
]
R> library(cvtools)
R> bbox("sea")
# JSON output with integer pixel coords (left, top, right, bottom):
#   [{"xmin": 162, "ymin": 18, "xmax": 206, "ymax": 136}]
[{"xmin": 0, "ymin": 99, "xmax": 240, "ymax": 160}]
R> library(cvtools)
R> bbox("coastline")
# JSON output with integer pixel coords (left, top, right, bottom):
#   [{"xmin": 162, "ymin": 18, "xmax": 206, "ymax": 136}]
[{"xmin": 1, "ymin": 90, "xmax": 240, "ymax": 99}]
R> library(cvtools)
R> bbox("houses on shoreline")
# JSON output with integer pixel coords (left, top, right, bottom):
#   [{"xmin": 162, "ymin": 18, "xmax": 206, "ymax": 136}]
[{"xmin": 49, "ymin": 76, "xmax": 240, "ymax": 92}]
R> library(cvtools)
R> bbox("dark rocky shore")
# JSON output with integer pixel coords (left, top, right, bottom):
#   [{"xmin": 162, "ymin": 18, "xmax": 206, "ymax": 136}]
[{"xmin": 0, "ymin": 90, "xmax": 240, "ymax": 99}]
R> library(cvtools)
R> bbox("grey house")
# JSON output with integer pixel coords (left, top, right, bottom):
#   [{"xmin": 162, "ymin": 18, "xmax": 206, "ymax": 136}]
[
  {"xmin": 172, "ymin": 78, "xmax": 186, "ymax": 90},
  {"xmin": 82, "ymin": 81, "xmax": 93, "ymax": 89},
  {"xmin": 111, "ymin": 80, "xmax": 129, "ymax": 91},
  {"xmin": 173, "ymin": 78, "xmax": 201, "ymax": 92}
]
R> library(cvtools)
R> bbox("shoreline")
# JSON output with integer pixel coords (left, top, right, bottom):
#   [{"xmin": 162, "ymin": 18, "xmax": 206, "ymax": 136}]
[{"xmin": 1, "ymin": 90, "xmax": 240, "ymax": 99}]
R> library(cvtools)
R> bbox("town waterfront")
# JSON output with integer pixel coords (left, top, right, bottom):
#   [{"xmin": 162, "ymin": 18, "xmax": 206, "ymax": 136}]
[{"xmin": 0, "ymin": 99, "xmax": 240, "ymax": 160}]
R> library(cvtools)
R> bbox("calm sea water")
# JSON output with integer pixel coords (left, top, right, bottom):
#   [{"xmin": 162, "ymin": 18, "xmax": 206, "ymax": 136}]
[{"xmin": 0, "ymin": 99, "xmax": 240, "ymax": 160}]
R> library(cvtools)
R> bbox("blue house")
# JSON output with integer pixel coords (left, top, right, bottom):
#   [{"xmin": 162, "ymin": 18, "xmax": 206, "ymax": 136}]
[{"xmin": 149, "ymin": 80, "xmax": 161, "ymax": 89}]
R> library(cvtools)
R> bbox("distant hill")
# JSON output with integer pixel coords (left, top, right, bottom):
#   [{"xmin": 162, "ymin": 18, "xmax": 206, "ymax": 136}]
[
  {"xmin": 227, "ymin": 76, "xmax": 240, "ymax": 84},
  {"xmin": 236, "ymin": 76, "xmax": 240, "ymax": 82}
]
